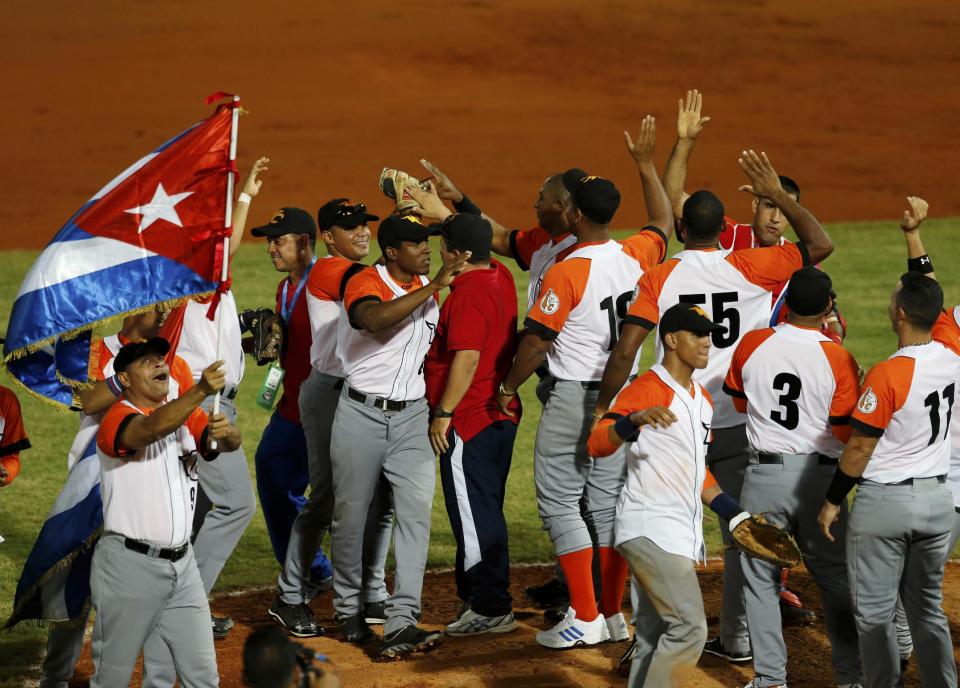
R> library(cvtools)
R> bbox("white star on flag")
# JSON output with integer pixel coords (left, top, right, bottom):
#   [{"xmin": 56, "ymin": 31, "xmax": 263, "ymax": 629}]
[{"xmin": 124, "ymin": 182, "xmax": 193, "ymax": 233}]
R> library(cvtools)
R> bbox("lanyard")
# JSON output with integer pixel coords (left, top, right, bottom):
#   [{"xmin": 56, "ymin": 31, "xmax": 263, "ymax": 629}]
[{"xmin": 280, "ymin": 258, "xmax": 316, "ymax": 324}]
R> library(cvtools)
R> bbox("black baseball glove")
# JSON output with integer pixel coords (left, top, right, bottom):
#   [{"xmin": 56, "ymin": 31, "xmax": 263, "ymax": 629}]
[{"xmin": 239, "ymin": 308, "xmax": 283, "ymax": 366}]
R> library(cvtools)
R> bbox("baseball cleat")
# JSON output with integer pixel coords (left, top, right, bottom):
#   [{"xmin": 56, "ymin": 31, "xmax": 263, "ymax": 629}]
[
  {"xmin": 780, "ymin": 599, "xmax": 816, "ymax": 627},
  {"xmin": 338, "ymin": 614, "xmax": 376, "ymax": 645},
  {"xmin": 535, "ymin": 607, "xmax": 609, "ymax": 649},
  {"xmin": 211, "ymin": 614, "xmax": 234, "ymax": 640},
  {"xmin": 604, "ymin": 612, "xmax": 630, "ymax": 642},
  {"xmin": 703, "ymin": 637, "xmax": 752, "ymax": 663},
  {"xmin": 525, "ymin": 577, "xmax": 570, "ymax": 609},
  {"xmin": 743, "ymin": 683, "xmax": 786, "ymax": 688},
  {"xmin": 615, "ymin": 634, "xmax": 638, "ymax": 676},
  {"xmin": 379, "ymin": 625, "xmax": 443, "ymax": 659},
  {"xmin": 364, "ymin": 600, "xmax": 388, "ymax": 625},
  {"xmin": 445, "ymin": 608, "xmax": 518, "ymax": 636},
  {"xmin": 268, "ymin": 596, "xmax": 324, "ymax": 637}
]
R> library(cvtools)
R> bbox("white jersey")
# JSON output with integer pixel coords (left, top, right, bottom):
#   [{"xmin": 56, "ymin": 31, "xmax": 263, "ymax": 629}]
[
  {"xmin": 724, "ymin": 324, "xmax": 861, "ymax": 458},
  {"xmin": 96, "ymin": 376, "xmax": 205, "ymax": 548},
  {"xmin": 179, "ymin": 290, "xmax": 245, "ymax": 390},
  {"xmin": 626, "ymin": 243, "xmax": 807, "ymax": 429},
  {"xmin": 594, "ymin": 365, "xmax": 713, "ymax": 561},
  {"xmin": 305, "ymin": 254, "xmax": 361, "ymax": 378},
  {"xmin": 852, "ymin": 342, "xmax": 960, "ymax": 484},
  {"xmin": 340, "ymin": 264, "xmax": 440, "ymax": 401},
  {"xmin": 526, "ymin": 234, "xmax": 578, "ymax": 315},
  {"xmin": 525, "ymin": 235, "xmax": 666, "ymax": 382},
  {"xmin": 933, "ymin": 305, "xmax": 960, "ymax": 506}
]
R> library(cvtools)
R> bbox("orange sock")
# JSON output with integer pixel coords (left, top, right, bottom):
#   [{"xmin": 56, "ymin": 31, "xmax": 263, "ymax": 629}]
[
  {"xmin": 598, "ymin": 547, "xmax": 628, "ymax": 617},
  {"xmin": 557, "ymin": 548, "xmax": 598, "ymax": 621}
]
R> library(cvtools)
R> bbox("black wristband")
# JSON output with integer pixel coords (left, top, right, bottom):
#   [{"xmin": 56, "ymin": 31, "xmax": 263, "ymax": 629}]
[
  {"xmin": 907, "ymin": 254, "xmax": 934, "ymax": 275},
  {"xmin": 709, "ymin": 493, "xmax": 744, "ymax": 522},
  {"xmin": 613, "ymin": 414, "xmax": 639, "ymax": 442},
  {"xmin": 825, "ymin": 466, "xmax": 859, "ymax": 505},
  {"xmin": 453, "ymin": 194, "xmax": 482, "ymax": 216},
  {"xmin": 433, "ymin": 405, "xmax": 454, "ymax": 419}
]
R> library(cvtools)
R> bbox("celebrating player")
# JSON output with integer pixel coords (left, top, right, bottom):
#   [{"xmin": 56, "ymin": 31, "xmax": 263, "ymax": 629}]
[
  {"xmin": 724, "ymin": 266, "xmax": 863, "ymax": 688},
  {"xmin": 818, "ymin": 269, "xmax": 958, "ymax": 688},
  {"xmin": 596, "ymin": 148, "xmax": 834, "ymax": 663},
  {"xmin": 0, "ymin": 383, "xmax": 30, "ymax": 488}
]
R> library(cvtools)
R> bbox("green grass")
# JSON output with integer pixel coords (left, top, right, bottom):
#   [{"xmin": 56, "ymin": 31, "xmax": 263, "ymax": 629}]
[{"xmin": 0, "ymin": 219, "xmax": 957, "ymax": 683}]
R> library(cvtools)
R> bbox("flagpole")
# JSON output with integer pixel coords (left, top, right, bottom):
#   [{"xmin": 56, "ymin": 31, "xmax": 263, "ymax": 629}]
[{"xmin": 210, "ymin": 95, "xmax": 240, "ymax": 450}]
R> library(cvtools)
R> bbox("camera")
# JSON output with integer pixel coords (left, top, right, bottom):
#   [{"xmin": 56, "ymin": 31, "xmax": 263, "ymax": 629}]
[{"xmin": 292, "ymin": 642, "xmax": 331, "ymax": 688}]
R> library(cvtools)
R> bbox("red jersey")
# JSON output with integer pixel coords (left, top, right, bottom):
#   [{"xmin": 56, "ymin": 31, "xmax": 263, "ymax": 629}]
[
  {"xmin": 0, "ymin": 385, "xmax": 30, "ymax": 485},
  {"xmin": 424, "ymin": 260, "xmax": 521, "ymax": 441},
  {"xmin": 275, "ymin": 267, "xmax": 314, "ymax": 424},
  {"xmin": 718, "ymin": 218, "xmax": 757, "ymax": 252}
]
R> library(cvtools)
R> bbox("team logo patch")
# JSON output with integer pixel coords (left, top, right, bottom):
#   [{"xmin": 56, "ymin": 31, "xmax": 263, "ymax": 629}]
[
  {"xmin": 269, "ymin": 208, "xmax": 285, "ymax": 224},
  {"xmin": 539, "ymin": 288, "xmax": 560, "ymax": 315},
  {"xmin": 857, "ymin": 387, "xmax": 878, "ymax": 414},
  {"xmin": 691, "ymin": 305, "xmax": 708, "ymax": 318}
]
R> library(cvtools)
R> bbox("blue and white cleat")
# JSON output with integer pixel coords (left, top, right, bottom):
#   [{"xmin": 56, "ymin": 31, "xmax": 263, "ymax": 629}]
[{"xmin": 535, "ymin": 606, "xmax": 610, "ymax": 649}]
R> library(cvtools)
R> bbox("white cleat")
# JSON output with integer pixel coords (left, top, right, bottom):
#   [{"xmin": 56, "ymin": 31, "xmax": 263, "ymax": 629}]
[
  {"xmin": 535, "ymin": 607, "xmax": 610, "ymax": 649},
  {"xmin": 604, "ymin": 612, "xmax": 630, "ymax": 642}
]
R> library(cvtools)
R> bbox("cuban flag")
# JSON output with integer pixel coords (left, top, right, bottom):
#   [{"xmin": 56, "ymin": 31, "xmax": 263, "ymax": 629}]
[
  {"xmin": 3, "ymin": 97, "xmax": 237, "ymax": 407},
  {"xmin": 3, "ymin": 96, "xmax": 238, "ymax": 631}
]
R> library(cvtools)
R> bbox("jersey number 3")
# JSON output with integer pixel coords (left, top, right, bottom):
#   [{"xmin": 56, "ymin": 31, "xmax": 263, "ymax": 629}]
[
  {"xmin": 770, "ymin": 372, "xmax": 802, "ymax": 430},
  {"xmin": 923, "ymin": 383, "xmax": 955, "ymax": 446}
]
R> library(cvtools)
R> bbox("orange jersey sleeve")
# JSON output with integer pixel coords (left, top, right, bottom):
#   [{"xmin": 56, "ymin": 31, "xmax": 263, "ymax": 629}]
[
  {"xmin": 185, "ymin": 406, "xmax": 209, "ymax": 447},
  {"xmin": 619, "ymin": 227, "xmax": 668, "ymax": 270},
  {"xmin": 725, "ymin": 242, "xmax": 808, "ymax": 291},
  {"xmin": 307, "ymin": 256, "xmax": 358, "ymax": 302},
  {"xmin": 702, "ymin": 468, "xmax": 719, "ymax": 492},
  {"xmin": 821, "ymin": 342, "xmax": 861, "ymax": 442},
  {"xmin": 933, "ymin": 306, "xmax": 960, "ymax": 356},
  {"xmin": 169, "ymin": 356, "xmax": 194, "ymax": 394},
  {"xmin": 850, "ymin": 357, "xmax": 914, "ymax": 438},
  {"xmin": 0, "ymin": 386, "xmax": 30, "ymax": 485},
  {"xmin": 508, "ymin": 226, "xmax": 550, "ymax": 271},
  {"xmin": 723, "ymin": 328, "xmax": 776, "ymax": 413},
  {"xmin": 588, "ymin": 372, "xmax": 675, "ymax": 456},
  {"xmin": 97, "ymin": 403, "xmax": 141, "ymax": 459},
  {"xmin": 524, "ymin": 258, "xmax": 591, "ymax": 339},
  {"xmin": 623, "ymin": 259, "xmax": 681, "ymax": 329},
  {"xmin": 343, "ymin": 267, "xmax": 390, "ymax": 323}
]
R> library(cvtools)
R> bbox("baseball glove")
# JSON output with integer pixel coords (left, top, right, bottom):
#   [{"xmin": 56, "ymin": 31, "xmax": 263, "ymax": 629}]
[
  {"xmin": 379, "ymin": 167, "xmax": 428, "ymax": 212},
  {"xmin": 239, "ymin": 308, "xmax": 283, "ymax": 366},
  {"xmin": 730, "ymin": 513, "xmax": 803, "ymax": 568}
]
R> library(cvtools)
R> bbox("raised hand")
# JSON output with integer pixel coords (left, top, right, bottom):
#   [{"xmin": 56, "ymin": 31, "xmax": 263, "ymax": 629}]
[
  {"xmin": 407, "ymin": 180, "xmax": 452, "ymax": 222},
  {"xmin": 900, "ymin": 196, "xmax": 929, "ymax": 233},
  {"xmin": 737, "ymin": 150, "xmax": 783, "ymax": 200},
  {"xmin": 241, "ymin": 156, "xmax": 270, "ymax": 198},
  {"xmin": 630, "ymin": 406, "xmax": 678, "ymax": 429},
  {"xmin": 420, "ymin": 159, "xmax": 464, "ymax": 203},
  {"xmin": 624, "ymin": 115, "xmax": 657, "ymax": 166},
  {"xmin": 198, "ymin": 360, "xmax": 227, "ymax": 397},
  {"xmin": 432, "ymin": 249, "xmax": 472, "ymax": 289},
  {"xmin": 677, "ymin": 89, "xmax": 710, "ymax": 141}
]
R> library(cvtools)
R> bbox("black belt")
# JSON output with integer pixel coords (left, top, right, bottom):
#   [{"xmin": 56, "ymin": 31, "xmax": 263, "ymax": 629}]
[
  {"xmin": 869, "ymin": 474, "xmax": 947, "ymax": 486},
  {"xmin": 124, "ymin": 538, "xmax": 189, "ymax": 562},
  {"xmin": 757, "ymin": 451, "xmax": 838, "ymax": 466},
  {"xmin": 580, "ymin": 381, "xmax": 601, "ymax": 391},
  {"xmin": 347, "ymin": 386, "xmax": 411, "ymax": 412}
]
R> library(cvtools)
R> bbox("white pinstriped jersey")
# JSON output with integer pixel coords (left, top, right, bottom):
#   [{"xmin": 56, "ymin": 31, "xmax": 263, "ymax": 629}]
[
  {"xmin": 724, "ymin": 324, "xmax": 860, "ymax": 457},
  {"xmin": 932, "ymin": 306, "xmax": 960, "ymax": 504},
  {"xmin": 340, "ymin": 264, "xmax": 440, "ymax": 401},
  {"xmin": 305, "ymin": 254, "xmax": 361, "ymax": 378},
  {"xmin": 852, "ymin": 341, "xmax": 960, "ymax": 483}
]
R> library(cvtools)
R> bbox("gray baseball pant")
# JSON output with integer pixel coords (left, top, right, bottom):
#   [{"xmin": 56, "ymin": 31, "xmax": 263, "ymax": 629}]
[
  {"xmin": 618, "ymin": 536, "xmax": 707, "ymax": 688},
  {"xmin": 330, "ymin": 390, "xmax": 434, "ymax": 636},
  {"xmin": 534, "ymin": 380, "xmax": 626, "ymax": 555},
  {"xmin": 142, "ymin": 396, "xmax": 254, "ymax": 688},
  {"xmin": 739, "ymin": 454, "xmax": 861, "ymax": 687},
  {"xmin": 277, "ymin": 371, "xmax": 392, "ymax": 605},
  {"xmin": 40, "ymin": 618, "xmax": 88, "ymax": 688},
  {"xmin": 707, "ymin": 424, "xmax": 750, "ymax": 654},
  {"xmin": 848, "ymin": 478, "xmax": 957, "ymax": 688},
  {"xmin": 90, "ymin": 533, "xmax": 217, "ymax": 688}
]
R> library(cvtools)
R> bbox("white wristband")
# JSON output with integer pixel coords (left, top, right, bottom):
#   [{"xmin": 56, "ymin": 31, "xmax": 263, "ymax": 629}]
[
  {"xmin": 728, "ymin": 511, "xmax": 751, "ymax": 532},
  {"xmin": 238, "ymin": 192, "xmax": 252, "ymax": 205}
]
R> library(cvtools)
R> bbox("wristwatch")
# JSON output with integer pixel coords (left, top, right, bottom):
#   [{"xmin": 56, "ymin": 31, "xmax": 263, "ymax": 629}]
[{"xmin": 434, "ymin": 406, "xmax": 454, "ymax": 418}]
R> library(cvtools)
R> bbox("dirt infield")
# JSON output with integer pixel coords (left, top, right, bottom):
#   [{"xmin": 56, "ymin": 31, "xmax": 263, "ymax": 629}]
[
  {"xmin": 68, "ymin": 562, "xmax": 960, "ymax": 687},
  {"xmin": 5, "ymin": 0, "xmax": 960, "ymax": 251}
]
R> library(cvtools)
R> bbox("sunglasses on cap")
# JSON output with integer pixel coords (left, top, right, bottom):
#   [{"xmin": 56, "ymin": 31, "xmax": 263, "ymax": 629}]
[{"xmin": 335, "ymin": 203, "xmax": 368, "ymax": 219}]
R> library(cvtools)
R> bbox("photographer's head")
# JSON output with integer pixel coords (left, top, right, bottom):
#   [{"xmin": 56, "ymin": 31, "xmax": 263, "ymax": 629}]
[{"xmin": 243, "ymin": 628, "xmax": 296, "ymax": 688}]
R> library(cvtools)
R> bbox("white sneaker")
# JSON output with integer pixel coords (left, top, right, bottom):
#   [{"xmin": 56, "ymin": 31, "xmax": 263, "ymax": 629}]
[
  {"xmin": 445, "ymin": 608, "xmax": 518, "ymax": 636},
  {"xmin": 535, "ymin": 607, "xmax": 610, "ymax": 649},
  {"xmin": 604, "ymin": 612, "xmax": 629, "ymax": 642}
]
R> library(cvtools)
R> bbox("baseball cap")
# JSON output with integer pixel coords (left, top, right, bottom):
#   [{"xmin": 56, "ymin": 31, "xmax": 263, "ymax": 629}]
[
  {"xmin": 251, "ymin": 207, "xmax": 316, "ymax": 239},
  {"xmin": 659, "ymin": 303, "xmax": 724, "ymax": 340},
  {"xmin": 113, "ymin": 337, "xmax": 170, "ymax": 373},
  {"xmin": 785, "ymin": 266, "xmax": 834, "ymax": 316},
  {"xmin": 376, "ymin": 214, "xmax": 439, "ymax": 251},
  {"xmin": 317, "ymin": 198, "xmax": 379, "ymax": 231},
  {"xmin": 562, "ymin": 168, "xmax": 621, "ymax": 225},
  {"xmin": 438, "ymin": 213, "xmax": 492, "ymax": 260}
]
